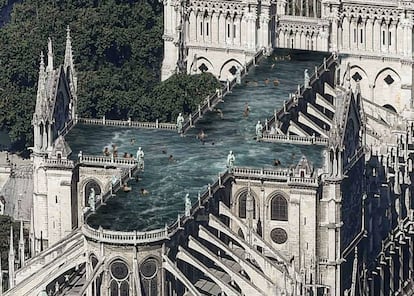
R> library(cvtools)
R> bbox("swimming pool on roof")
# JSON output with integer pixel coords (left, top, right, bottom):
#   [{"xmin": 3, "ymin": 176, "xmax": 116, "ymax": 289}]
[{"xmin": 66, "ymin": 51, "xmax": 327, "ymax": 231}]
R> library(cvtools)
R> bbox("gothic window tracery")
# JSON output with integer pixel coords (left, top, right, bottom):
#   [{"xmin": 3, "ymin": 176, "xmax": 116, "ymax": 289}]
[
  {"xmin": 270, "ymin": 228, "xmax": 288, "ymax": 244},
  {"xmin": 238, "ymin": 190, "xmax": 256, "ymax": 219},
  {"xmin": 140, "ymin": 258, "xmax": 159, "ymax": 296},
  {"xmin": 109, "ymin": 260, "xmax": 130, "ymax": 296},
  {"xmin": 270, "ymin": 195, "xmax": 288, "ymax": 221}
]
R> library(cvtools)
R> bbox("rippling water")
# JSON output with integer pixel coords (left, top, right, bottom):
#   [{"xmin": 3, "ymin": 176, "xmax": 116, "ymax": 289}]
[{"xmin": 66, "ymin": 50, "xmax": 327, "ymax": 231}]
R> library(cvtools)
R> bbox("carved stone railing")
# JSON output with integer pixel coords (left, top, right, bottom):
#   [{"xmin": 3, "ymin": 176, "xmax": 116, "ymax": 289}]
[
  {"xmin": 233, "ymin": 166, "xmax": 319, "ymax": 186},
  {"xmin": 261, "ymin": 133, "xmax": 328, "ymax": 146},
  {"xmin": 79, "ymin": 155, "xmax": 138, "ymax": 166},
  {"xmin": 43, "ymin": 158, "xmax": 75, "ymax": 168},
  {"xmin": 77, "ymin": 117, "xmax": 176, "ymax": 130},
  {"xmin": 233, "ymin": 167, "xmax": 290, "ymax": 178},
  {"xmin": 58, "ymin": 119, "xmax": 75, "ymax": 137},
  {"xmin": 82, "ymin": 224, "xmax": 169, "ymax": 245}
]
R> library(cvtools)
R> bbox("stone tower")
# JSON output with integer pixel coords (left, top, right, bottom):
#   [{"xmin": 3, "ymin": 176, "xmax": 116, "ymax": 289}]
[{"xmin": 31, "ymin": 31, "xmax": 77, "ymax": 252}]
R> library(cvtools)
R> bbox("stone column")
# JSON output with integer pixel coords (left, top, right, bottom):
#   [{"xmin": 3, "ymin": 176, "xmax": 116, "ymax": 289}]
[
  {"xmin": 42, "ymin": 123, "xmax": 48, "ymax": 150},
  {"xmin": 406, "ymin": 15, "xmax": 413, "ymax": 57},
  {"xmin": 231, "ymin": 17, "xmax": 235, "ymax": 46},
  {"xmin": 373, "ymin": 19, "xmax": 381, "ymax": 52},
  {"xmin": 357, "ymin": 18, "xmax": 366, "ymax": 51},
  {"xmin": 396, "ymin": 22, "xmax": 404, "ymax": 55},
  {"xmin": 101, "ymin": 269, "xmax": 109, "ymax": 296},
  {"xmin": 189, "ymin": 11, "xmax": 196, "ymax": 43},
  {"xmin": 379, "ymin": 265, "xmax": 385, "ymax": 296},
  {"xmin": 48, "ymin": 123, "xmax": 52, "ymax": 148},
  {"xmin": 260, "ymin": 5, "xmax": 270, "ymax": 50},
  {"xmin": 409, "ymin": 236, "xmax": 414, "ymax": 279},
  {"xmin": 380, "ymin": 22, "xmax": 387, "ymax": 53},
  {"xmin": 365, "ymin": 18, "xmax": 373, "ymax": 52},
  {"xmin": 235, "ymin": 16, "xmax": 241, "ymax": 46},
  {"xmin": 389, "ymin": 253, "xmax": 394, "ymax": 293},
  {"xmin": 86, "ymin": 261, "xmax": 92, "ymax": 296},
  {"xmin": 330, "ymin": 7, "xmax": 339, "ymax": 52},
  {"xmin": 219, "ymin": 13, "xmax": 226, "ymax": 46},
  {"xmin": 195, "ymin": 12, "xmax": 200, "ymax": 43},
  {"xmin": 342, "ymin": 16, "xmax": 350, "ymax": 50},
  {"xmin": 350, "ymin": 18, "xmax": 357, "ymax": 50},
  {"xmin": 279, "ymin": 30, "xmax": 285, "ymax": 47},
  {"xmin": 305, "ymin": 0, "xmax": 309, "ymax": 17},
  {"xmin": 389, "ymin": 21, "xmax": 397, "ymax": 54},
  {"xmin": 34, "ymin": 125, "xmax": 40, "ymax": 150},
  {"xmin": 211, "ymin": 12, "xmax": 218, "ymax": 45}
]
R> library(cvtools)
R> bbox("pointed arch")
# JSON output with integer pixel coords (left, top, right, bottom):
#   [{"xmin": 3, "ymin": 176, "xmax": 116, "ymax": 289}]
[{"xmin": 269, "ymin": 194, "xmax": 288, "ymax": 221}]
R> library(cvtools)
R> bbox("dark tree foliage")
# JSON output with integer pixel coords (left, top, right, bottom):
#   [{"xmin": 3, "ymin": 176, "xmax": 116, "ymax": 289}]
[
  {"xmin": 0, "ymin": 0, "xmax": 219, "ymax": 151},
  {"xmin": 132, "ymin": 73, "xmax": 221, "ymax": 122}
]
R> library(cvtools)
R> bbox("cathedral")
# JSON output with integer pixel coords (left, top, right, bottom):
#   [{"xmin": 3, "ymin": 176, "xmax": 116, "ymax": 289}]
[{"xmin": 0, "ymin": 0, "xmax": 414, "ymax": 295}]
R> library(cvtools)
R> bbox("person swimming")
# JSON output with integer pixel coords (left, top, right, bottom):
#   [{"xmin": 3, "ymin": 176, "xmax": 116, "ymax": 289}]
[
  {"xmin": 103, "ymin": 147, "xmax": 110, "ymax": 156},
  {"xmin": 197, "ymin": 130, "xmax": 206, "ymax": 144},
  {"xmin": 244, "ymin": 103, "xmax": 250, "ymax": 117},
  {"xmin": 168, "ymin": 155, "xmax": 175, "ymax": 163},
  {"xmin": 214, "ymin": 108, "xmax": 224, "ymax": 119},
  {"xmin": 140, "ymin": 188, "xmax": 149, "ymax": 195}
]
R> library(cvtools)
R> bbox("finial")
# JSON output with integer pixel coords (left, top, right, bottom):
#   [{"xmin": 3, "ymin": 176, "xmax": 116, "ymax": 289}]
[
  {"xmin": 9, "ymin": 225, "xmax": 14, "ymax": 253},
  {"xmin": 47, "ymin": 37, "xmax": 54, "ymax": 72},
  {"xmin": 39, "ymin": 51, "xmax": 45, "ymax": 71}
]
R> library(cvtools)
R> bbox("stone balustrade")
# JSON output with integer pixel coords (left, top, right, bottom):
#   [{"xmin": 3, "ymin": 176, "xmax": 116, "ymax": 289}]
[
  {"xmin": 261, "ymin": 133, "xmax": 328, "ymax": 146},
  {"xmin": 233, "ymin": 167, "xmax": 290, "ymax": 178},
  {"xmin": 288, "ymin": 176, "xmax": 318, "ymax": 186},
  {"xmin": 43, "ymin": 158, "xmax": 75, "ymax": 168},
  {"xmin": 77, "ymin": 117, "xmax": 176, "ymax": 130},
  {"xmin": 82, "ymin": 224, "xmax": 169, "ymax": 245},
  {"xmin": 58, "ymin": 119, "xmax": 75, "ymax": 137},
  {"xmin": 233, "ymin": 166, "xmax": 318, "ymax": 186},
  {"xmin": 79, "ymin": 155, "xmax": 138, "ymax": 166}
]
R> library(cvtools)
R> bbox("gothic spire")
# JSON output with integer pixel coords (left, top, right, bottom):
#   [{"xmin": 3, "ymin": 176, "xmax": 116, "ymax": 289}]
[
  {"xmin": 34, "ymin": 52, "xmax": 47, "ymax": 120},
  {"xmin": 64, "ymin": 26, "xmax": 77, "ymax": 90},
  {"xmin": 64, "ymin": 26, "xmax": 73, "ymax": 71},
  {"xmin": 47, "ymin": 37, "xmax": 54, "ymax": 73},
  {"xmin": 8, "ymin": 226, "xmax": 15, "ymax": 289}
]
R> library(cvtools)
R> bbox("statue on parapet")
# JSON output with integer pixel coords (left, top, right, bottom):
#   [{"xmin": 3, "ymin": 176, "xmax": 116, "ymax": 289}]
[
  {"xmin": 227, "ymin": 150, "xmax": 235, "ymax": 171},
  {"xmin": 185, "ymin": 193, "xmax": 191, "ymax": 217},
  {"xmin": 256, "ymin": 121, "xmax": 263, "ymax": 140},
  {"xmin": 88, "ymin": 188, "xmax": 96, "ymax": 212},
  {"xmin": 176, "ymin": 113, "xmax": 185, "ymax": 134},
  {"xmin": 136, "ymin": 147, "xmax": 144, "ymax": 170},
  {"xmin": 304, "ymin": 69, "xmax": 310, "ymax": 88}
]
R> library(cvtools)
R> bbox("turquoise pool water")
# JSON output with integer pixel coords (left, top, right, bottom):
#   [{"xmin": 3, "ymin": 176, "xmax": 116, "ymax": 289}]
[{"xmin": 66, "ymin": 51, "xmax": 327, "ymax": 231}]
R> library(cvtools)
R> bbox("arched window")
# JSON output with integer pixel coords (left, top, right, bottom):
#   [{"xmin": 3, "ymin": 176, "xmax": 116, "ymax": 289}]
[
  {"xmin": 238, "ymin": 191, "xmax": 256, "ymax": 219},
  {"xmin": 271, "ymin": 195, "xmax": 288, "ymax": 221},
  {"xmin": 109, "ymin": 260, "xmax": 130, "ymax": 296}
]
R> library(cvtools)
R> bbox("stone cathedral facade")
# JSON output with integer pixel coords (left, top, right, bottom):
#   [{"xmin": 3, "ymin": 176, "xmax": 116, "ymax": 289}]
[{"xmin": 0, "ymin": 0, "xmax": 414, "ymax": 296}]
